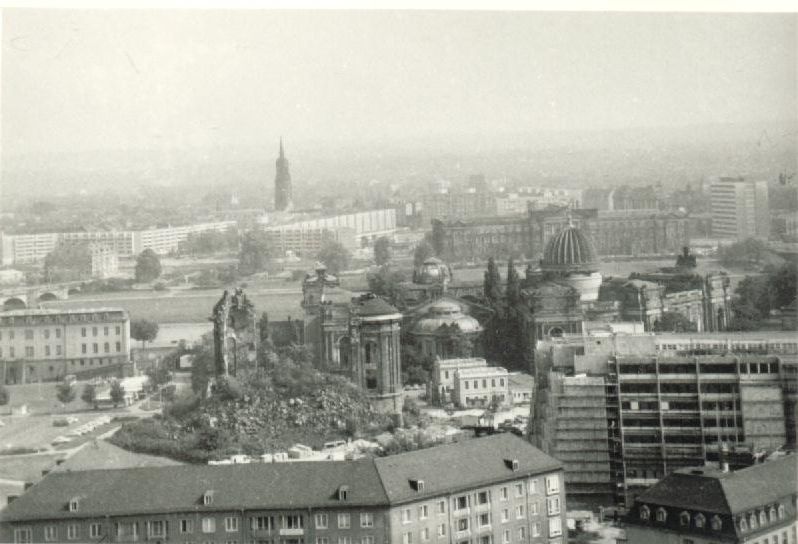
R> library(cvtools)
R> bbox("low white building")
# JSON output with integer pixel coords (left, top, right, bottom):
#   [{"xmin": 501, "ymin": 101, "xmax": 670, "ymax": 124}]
[
  {"xmin": 428, "ymin": 356, "xmax": 488, "ymax": 406},
  {"xmin": 452, "ymin": 366, "xmax": 510, "ymax": 409}
]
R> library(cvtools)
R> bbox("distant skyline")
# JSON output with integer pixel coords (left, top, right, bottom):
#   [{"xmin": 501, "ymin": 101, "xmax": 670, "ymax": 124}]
[{"xmin": 2, "ymin": 10, "xmax": 796, "ymax": 158}]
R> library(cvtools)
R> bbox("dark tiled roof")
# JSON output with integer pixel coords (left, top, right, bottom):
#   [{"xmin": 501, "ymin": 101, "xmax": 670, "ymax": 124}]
[
  {"xmin": 633, "ymin": 455, "xmax": 798, "ymax": 515},
  {"xmin": 1, "ymin": 435, "xmax": 560, "ymax": 522},
  {"xmin": 374, "ymin": 434, "xmax": 562, "ymax": 504},
  {"xmin": 1, "ymin": 460, "xmax": 387, "ymax": 521}
]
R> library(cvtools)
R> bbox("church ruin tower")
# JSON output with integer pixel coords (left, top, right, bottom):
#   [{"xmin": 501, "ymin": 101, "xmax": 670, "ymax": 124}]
[{"xmin": 274, "ymin": 138, "xmax": 293, "ymax": 211}]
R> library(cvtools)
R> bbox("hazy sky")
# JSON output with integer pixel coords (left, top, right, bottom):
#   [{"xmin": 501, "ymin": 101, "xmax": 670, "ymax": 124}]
[{"xmin": 2, "ymin": 10, "xmax": 796, "ymax": 156}]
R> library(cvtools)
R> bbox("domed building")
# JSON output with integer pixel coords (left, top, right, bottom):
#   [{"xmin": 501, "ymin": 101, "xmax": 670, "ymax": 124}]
[
  {"xmin": 413, "ymin": 256, "xmax": 452, "ymax": 285},
  {"xmin": 539, "ymin": 222, "xmax": 602, "ymax": 302},
  {"xmin": 408, "ymin": 298, "xmax": 484, "ymax": 358}
]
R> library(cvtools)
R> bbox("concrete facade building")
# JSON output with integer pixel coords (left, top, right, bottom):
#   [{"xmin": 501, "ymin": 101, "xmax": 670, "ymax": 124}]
[
  {"xmin": 710, "ymin": 177, "xmax": 770, "ymax": 240},
  {"xmin": 531, "ymin": 331, "xmax": 798, "ymax": 505},
  {"xmin": 0, "ymin": 221, "xmax": 238, "ymax": 265},
  {"xmin": 263, "ymin": 209, "xmax": 397, "ymax": 247},
  {"xmin": 1, "ymin": 434, "xmax": 567, "ymax": 544},
  {"xmin": 264, "ymin": 226, "xmax": 357, "ymax": 257},
  {"xmin": 0, "ymin": 308, "xmax": 131, "ymax": 384},
  {"xmin": 624, "ymin": 455, "xmax": 797, "ymax": 544}
]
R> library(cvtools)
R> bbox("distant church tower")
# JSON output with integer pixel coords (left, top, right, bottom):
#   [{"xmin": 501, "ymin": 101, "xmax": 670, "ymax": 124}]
[{"xmin": 274, "ymin": 138, "xmax": 293, "ymax": 211}]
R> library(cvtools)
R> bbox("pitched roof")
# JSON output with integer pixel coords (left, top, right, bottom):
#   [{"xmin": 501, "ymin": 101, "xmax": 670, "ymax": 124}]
[
  {"xmin": 1, "ymin": 460, "xmax": 388, "ymax": 522},
  {"xmin": 373, "ymin": 434, "xmax": 561, "ymax": 505},
  {"xmin": 350, "ymin": 294, "xmax": 401, "ymax": 318},
  {"xmin": 1, "ymin": 435, "xmax": 561, "ymax": 521},
  {"xmin": 634, "ymin": 455, "xmax": 798, "ymax": 515}
]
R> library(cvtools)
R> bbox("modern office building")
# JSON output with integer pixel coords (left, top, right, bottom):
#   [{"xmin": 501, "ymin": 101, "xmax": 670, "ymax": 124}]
[
  {"xmin": 264, "ymin": 226, "xmax": 357, "ymax": 257},
  {"xmin": 262, "ymin": 209, "xmax": 397, "ymax": 248},
  {"xmin": 710, "ymin": 176, "xmax": 770, "ymax": 240},
  {"xmin": 532, "ymin": 330, "xmax": 798, "ymax": 505},
  {"xmin": 1, "ymin": 434, "xmax": 567, "ymax": 544},
  {"xmin": 0, "ymin": 308, "xmax": 131, "ymax": 384},
  {"xmin": 624, "ymin": 455, "xmax": 797, "ymax": 544}
]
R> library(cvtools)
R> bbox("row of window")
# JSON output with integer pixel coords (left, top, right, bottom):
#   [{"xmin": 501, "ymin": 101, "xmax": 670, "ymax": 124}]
[
  {"xmin": 0, "ymin": 325, "xmax": 122, "ymax": 342},
  {"xmin": 313, "ymin": 513, "xmax": 375, "ymax": 529},
  {"xmin": 81, "ymin": 342, "xmax": 123, "ymax": 354},
  {"xmin": 0, "ymin": 341, "xmax": 123, "ymax": 359},
  {"xmin": 463, "ymin": 378, "xmax": 507, "ymax": 390},
  {"xmin": 739, "ymin": 505, "xmax": 788, "ymax": 532},
  {"xmin": 401, "ymin": 521, "xmax": 560, "ymax": 544}
]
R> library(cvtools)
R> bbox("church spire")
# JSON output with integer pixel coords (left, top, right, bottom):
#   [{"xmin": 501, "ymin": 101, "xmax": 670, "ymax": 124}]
[{"xmin": 274, "ymin": 137, "xmax": 292, "ymax": 211}]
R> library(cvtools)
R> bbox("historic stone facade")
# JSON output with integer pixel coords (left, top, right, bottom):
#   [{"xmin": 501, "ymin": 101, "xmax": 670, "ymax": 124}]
[
  {"xmin": 301, "ymin": 265, "xmax": 403, "ymax": 417},
  {"xmin": 433, "ymin": 206, "xmax": 690, "ymax": 261}
]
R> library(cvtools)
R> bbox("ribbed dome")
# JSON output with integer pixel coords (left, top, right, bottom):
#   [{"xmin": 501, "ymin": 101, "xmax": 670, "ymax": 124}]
[
  {"xmin": 541, "ymin": 225, "xmax": 599, "ymax": 273},
  {"xmin": 412, "ymin": 300, "xmax": 483, "ymax": 334}
]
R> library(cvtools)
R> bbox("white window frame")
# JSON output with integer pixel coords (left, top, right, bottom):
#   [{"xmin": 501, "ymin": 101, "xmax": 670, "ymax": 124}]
[
  {"xmin": 419, "ymin": 504, "xmax": 429, "ymax": 519},
  {"xmin": 148, "ymin": 520, "xmax": 165, "ymax": 538},
  {"xmin": 547, "ymin": 497, "xmax": 561, "ymax": 516},
  {"xmin": 516, "ymin": 505, "xmax": 526, "ymax": 519},
  {"xmin": 360, "ymin": 512, "xmax": 374, "ymax": 528},
  {"xmin": 90, "ymin": 523, "xmax": 103, "ymax": 538},
  {"xmin": 338, "ymin": 513, "xmax": 351, "ymax": 529},
  {"xmin": 202, "ymin": 517, "xmax": 216, "ymax": 533},
  {"xmin": 44, "ymin": 526, "xmax": 57, "ymax": 542},
  {"xmin": 225, "ymin": 516, "xmax": 239, "ymax": 533},
  {"xmin": 13, "ymin": 527, "xmax": 32, "ymax": 544},
  {"xmin": 549, "ymin": 516, "xmax": 563, "ymax": 537},
  {"xmin": 545, "ymin": 475, "xmax": 560, "ymax": 495},
  {"xmin": 180, "ymin": 519, "xmax": 194, "ymax": 534},
  {"xmin": 316, "ymin": 513, "xmax": 329, "ymax": 529}
]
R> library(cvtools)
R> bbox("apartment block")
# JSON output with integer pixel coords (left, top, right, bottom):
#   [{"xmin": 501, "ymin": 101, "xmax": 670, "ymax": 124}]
[
  {"xmin": 624, "ymin": 455, "xmax": 797, "ymax": 544},
  {"xmin": 264, "ymin": 226, "xmax": 357, "ymax": 257},
  {"xmin": 0, "ymin": 434, "xmax": 567, "ymax": 544},
  {"xmin": 710, "ymin": 176, "xmax": 770, "ymax": 240},
  {"xmin": 0, "ymin": 221, "xmax": 237, "ymax": 265},
  {"xmin": 0, "ymin": 308, "xmax": 131, "ymax": 384}
]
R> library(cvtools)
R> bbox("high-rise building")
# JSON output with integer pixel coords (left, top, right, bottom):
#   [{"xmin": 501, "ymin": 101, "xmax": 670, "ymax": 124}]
[
  {"xmin": 531, "ymin": 330, "xmax": 798, "ymax": 505},
  {"xmin": 710, "ymin": 176, "xmax": 770, "ymax": 240},
  {"xmin": 274, "ymin": 138, "xmax": 293, "ymax": 211}
]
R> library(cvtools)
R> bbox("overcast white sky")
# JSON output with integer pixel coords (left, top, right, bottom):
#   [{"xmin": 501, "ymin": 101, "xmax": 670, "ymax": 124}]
[{"xmin": 2, "ymin": 10, "xmax": 796, "ymax": 155}]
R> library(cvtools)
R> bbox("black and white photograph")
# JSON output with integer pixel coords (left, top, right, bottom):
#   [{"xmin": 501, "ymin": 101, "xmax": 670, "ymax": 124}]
[{"xmin": 0, "ymin": 3, "xmax": 796, "ymax": 544}]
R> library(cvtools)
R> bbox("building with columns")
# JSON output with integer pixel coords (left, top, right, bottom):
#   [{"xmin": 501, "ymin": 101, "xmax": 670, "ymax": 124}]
[{"xmin": 301, "ymin": 265, "xmax": 403, "ymax": 418}]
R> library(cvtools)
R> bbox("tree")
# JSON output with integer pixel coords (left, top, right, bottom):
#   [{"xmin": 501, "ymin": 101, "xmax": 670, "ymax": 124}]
[
  {"xmin": 0, "ymin": 385, "xmax": 9, "ymax": 406},
  {"xmin": 110, "ymin": 381, "xmax": 126, "ymax": 408},
  {"xmin": 238, "ymin": 230, "xmax": 273, "ymax": 275},
  {"xmin": 431, "ymin": 220, "xmax": 446, "ymax": 256},
  {"xmin": 652, "ymin": 311, "xmax": 698, "ymax": 333},
  {"xmin": 81, "ymin": 384, "xmax": 97, "ymax": 408},
  {"xmin": 374, "ymin": 236, "xmax": 392, "ymax": 266},
  {"xmin": 506, "ymin": 258, "xmax": 521, "ymax": 307},
  {"xmin": 483, "ymin": 257, "xmax": 502, "ymax": 303},
  {"xmin": 43, "ymin": 242, "xmax": 92, "ymax": 282},
  {"xmin": 367, "ymin": 266, "xmax": 406, "ymax": 300},
  {"xmin": 413, "ymin": 241, "xmax": 434, "ymax": 268},
  {"xmin": 317, "ymin": 240, "xmax": 351, "ymax": 275},
  {"xmin": 130, "ymin": 319, "xmax": 159, "ymax": 350},
  {"xmin": 56, "ymin": 382, "xmax": 76, "ymax": 405},
  {"xmin": 135, "ymin": 249, "xmax": 162, "ymax": 283}
]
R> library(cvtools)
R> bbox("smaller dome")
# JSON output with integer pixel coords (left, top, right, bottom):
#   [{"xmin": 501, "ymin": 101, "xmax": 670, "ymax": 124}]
[
  {"xmin": 415, "ymin": 257, "xmax": 451, "ymax": 285},
  {"xmin": 412, "ymin": 300, "xmax": 483, "ymax": 334},
  {"xmin": 541, "ymin": 225, "xmax": 599, "ymax": 273}
]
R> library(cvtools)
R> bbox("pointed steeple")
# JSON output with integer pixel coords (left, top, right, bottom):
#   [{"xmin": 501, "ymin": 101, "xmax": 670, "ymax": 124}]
[{"xmin": 274, "ymin": 137, "xmax": 292, "ymax": 211}]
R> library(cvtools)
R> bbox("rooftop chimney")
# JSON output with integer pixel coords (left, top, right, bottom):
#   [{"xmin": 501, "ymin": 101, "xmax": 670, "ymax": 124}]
[{"xmin": 720, "ymin": 442, "xmax": 730, "ymax": 473}]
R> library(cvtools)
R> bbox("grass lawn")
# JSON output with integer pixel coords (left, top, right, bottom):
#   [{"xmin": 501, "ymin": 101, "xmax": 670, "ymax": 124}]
[{"xmin": 43, "ymin": 291, "xmax": 305, "ymax": 323}]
